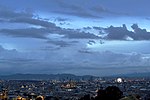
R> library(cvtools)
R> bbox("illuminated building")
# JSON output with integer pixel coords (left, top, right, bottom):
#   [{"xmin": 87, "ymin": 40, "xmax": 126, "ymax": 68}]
[
  {"xmin": 116, "ymin": 78, "xmax": 123, "ymax": 83},
  {"xmin": 0, "ymin": 89, "xmax": 8, "ymax": 100},
  {"xmin": 36, "ymin": 95, "xmax": 44, "ymax": 100}
]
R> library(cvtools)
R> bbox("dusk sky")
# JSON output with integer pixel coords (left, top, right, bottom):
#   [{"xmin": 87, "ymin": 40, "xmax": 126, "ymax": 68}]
[{"xmin": 0, "ymin": 0, "xmax": 150, "ymax": 76}]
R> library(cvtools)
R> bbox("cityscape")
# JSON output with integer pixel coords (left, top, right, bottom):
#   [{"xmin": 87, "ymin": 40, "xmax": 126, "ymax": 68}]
[{"xmin": 0, "ymin": 74, "xmax": 150, "ymax": 100}]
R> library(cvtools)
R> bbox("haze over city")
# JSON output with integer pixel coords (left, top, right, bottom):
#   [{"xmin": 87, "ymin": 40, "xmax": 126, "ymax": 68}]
[{"xmin": 0, "ymin": 0, "xmax": 150, "ymax": 76}]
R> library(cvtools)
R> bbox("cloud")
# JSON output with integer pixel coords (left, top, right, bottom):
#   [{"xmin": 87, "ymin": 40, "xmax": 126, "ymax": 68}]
[
  {"xmin": 54, "ymin": 17, "xmax": 69, "ymax": 22},
  {"xmin": 90, "ymin": 6, "xmax": 129, "ymax": 16},
  {"xmin": 0, "ymin": 6, "xmax": 33, "ymax": 19},
  {"xmin": 2, "ymin": 8, "xmax": 150, "ymax": 41},
  {"xmin": 47, "ymin": 40, "xmax": 72, "ymax": 47},
  {"xmin": 0, "ymin": 6, "xmax": 101, "ymax": 40},
  {"xmin": 93, "ymin": 26, "xmax": 104, "ymax": 30},
  {"xmin": 0, "ymin": 44, "xmax": 150, "ymax": 75},
  {"xmin": 104, "ymin": 24, "xmax": 150, "ymax": 40},
  {"xmin": 61, "ymin": 29, "xmax": 100, "ymax": 39},
  {"xmin": 104, "ymin": 24, "xmax": 131, "ymax": 40},
  {"xmin": 90, "ymin": 6, "xmax": 108, "ymax": 13},
  {"xmin": 1, "ymin": 0, "xmax": 150, "ymax": 18},
  {"xmin": 10, "ymin": 17, "xmax": 59, "ymax": 29},
  {"xmin": 80, "ymin": 50, "xmax": 150, "ymax": 66},
  {"xmin": 53, "ymin": 0, "xmax": 128, "ymax": 18},
  {"xmin": 83, "ymin": 27, "xmax": 92, "ymax": 30},
  {"xmin": 0, "ymin": 28, "xmax": 49, "ymax": 39},
  {"xmin": 0, "ymin": 7, "xmax": 149, "ymax": 41},
  {"xmin": 0, "ymin": 8, "xmax": 100, "ymax": 39},
  {"xmin": 0, "ymin": 6, "xmax": 58, "ymax": 30},
  {"xmin": 52, "ymin": 0, "xmax": 100, "ymax": 18},
  {"xmin": 0, "ymin": 27, "xmax": 100, "ymax": 40},
  {"xmin": 0, "ymin": 45, "xmax": 29, "ymax": 60},
  {"xmin": 0, "ymin": 0, "xmax": 150, "ymax": 76},
  {"xmin": 78, "ymin": 48, "xmax": 93, "ymax": 54},
  {"xmin": 87, "ymin": 40, "xmax": 96, "ymax": 45},
  {"xmin": 53, "ymin": 10, "xmax": 99, "ymax": 19}
]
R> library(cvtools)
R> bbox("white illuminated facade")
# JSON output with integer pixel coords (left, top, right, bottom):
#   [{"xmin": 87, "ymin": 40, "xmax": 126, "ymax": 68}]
[{"xmin": 116, "ymin": 78, "xmax": 123, "ymax": 83}]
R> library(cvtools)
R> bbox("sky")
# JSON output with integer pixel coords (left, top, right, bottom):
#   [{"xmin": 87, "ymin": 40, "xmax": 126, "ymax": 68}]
[{"xmin": 0, "ymin": 0, "xmax": 150, "ymax": 76}]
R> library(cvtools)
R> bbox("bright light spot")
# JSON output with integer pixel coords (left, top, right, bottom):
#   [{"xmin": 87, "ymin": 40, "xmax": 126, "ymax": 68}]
[{"xmin": 116, "ymin": 78, "xmax": 123, "ymax": 83}]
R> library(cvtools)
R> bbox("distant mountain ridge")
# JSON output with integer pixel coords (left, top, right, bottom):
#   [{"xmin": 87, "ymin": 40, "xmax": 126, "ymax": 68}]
[
  {"xmin": 112, "ymin": 72, "xmax": 150, "ymax": 78},
  {"xmin": 1, "ymin": 72, "xmax": 150, "ymax": 80},
  {"xmin": 0, "ymin": 73, "xmax": 98, "ymax": 80}
]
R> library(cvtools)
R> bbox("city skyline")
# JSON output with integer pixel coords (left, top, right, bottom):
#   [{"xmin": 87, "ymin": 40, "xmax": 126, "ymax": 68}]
[{"xmin": 0, "ymin": 0, "xmax": 150, "ymax": 76}]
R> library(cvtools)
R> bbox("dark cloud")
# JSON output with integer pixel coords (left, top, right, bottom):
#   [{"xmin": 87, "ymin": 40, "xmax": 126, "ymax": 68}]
[
  {"xmin": 131, "ymin": 24, "xmax": 150, "ymax": 40},
  {"xmin": 104, "ymin": 24, "xmax": 150, "ymax": 40},
  {"xmin": 0, "ymin": 6, "xmax": 59, "ymax": 30},
  {"xmin": 83, "ymin": 27, "xmax": 92, "ymax": 30},
  {"xmin": 62, "ymin": 30, "xmax": 100, "ymax": 39},
  {"xmin": 104, "ymin": 24, "xmax": 131, "ymax": 40},
  {"xmin": 1, "ymin": 1, "xmax": 149, "ymax": 41},
  {"xmin": 53, "ymin": 0, "xmax": 128, "ymax": 18},
  {"xmin": 53, "ymin": 10, "xmax": 99, "ymax": 18},
  {"xmin": 93, "ymin": 26, "xmax": 104, "ymax": 30},
  {"xmin": 59, "ymin": 22, "xmax": 70, "ymax": 26},
  {"xmin": 1, "ymin": 0, "xmax": 150, "ymax": 18},
  {"xmin": 90, "ymin": 6, "xmax": 111, "ymax": 14},
  {"xmin": 87, "ymin": 40, "xmax": 96, "ymax": 45},
  {"xmin": 56, "ymin": 0, "xmax": 82, "ymax": 11},
  {"xmin": 0, "ymin": 8, "xmax": 59, "ymax": 30},
  {"xmin": 52, "ymin": 0, "xmax": 100, "ymax": 18},
  {"xmin": 0, "ymin": 27, "xmax": 100, "ymax": 39},
  {"xmin": 90, "ymin": 6, "xmax": 129, "ymax": 16},
  {"xmin": 47, "ymin": 40, "xmax": 71, "ymax": 47},
  {"xmin": 91, "ymin": 6, "xmax": 107, "ymax": 12},
  {"xmin": 131, "ymin": 24, "xmax": 147, "ymax": 34},
  {"xmin": 54, "ymin": 17, "xmax": 69, "ymax": 22},
  {"xmin": 0, "ymin": 6, "xmax": 33, "ymax": 19},
  {"xmin": 10, "ymin": 17, "xmax": 59, "ymax": 30},
  {"xmin": 0, "ymin": 28, "xmax": 49, "ymax": 39},
  {"xmin": 0, "ymin": 58, "xmax": 34, "ymax": 65},
  {"xmin": 0, "ymin": 7, "xmax": 100, "ymax": 39},
  {"xmin": 78, "ymin": 49, "xmax": 93, "ymax": 54}
]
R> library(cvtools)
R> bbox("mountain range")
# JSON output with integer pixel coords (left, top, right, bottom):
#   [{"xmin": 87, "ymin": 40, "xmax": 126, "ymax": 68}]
[
  {"xmin": 0, "ymin": 72, "xmax": 150, "ymax": 80},
  {"xmin": 0, "ymin": 73, "xmax": 97, "ymax": 80}
]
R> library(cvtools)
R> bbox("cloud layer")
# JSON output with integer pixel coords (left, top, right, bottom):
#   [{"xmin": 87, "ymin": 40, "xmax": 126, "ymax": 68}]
[
  {"xmin": 0, "ymin": 45, "xmax": 150, "ymax": 75},
  {"xmin": 0, "ymin": 0, "xmax": 150, "ymax": 76}
]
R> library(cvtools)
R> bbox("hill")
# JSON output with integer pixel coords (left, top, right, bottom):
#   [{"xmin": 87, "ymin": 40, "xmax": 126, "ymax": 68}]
[{"xmin": 0, "ymin": 73, "xmax": 97, "ymax": 80}]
